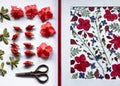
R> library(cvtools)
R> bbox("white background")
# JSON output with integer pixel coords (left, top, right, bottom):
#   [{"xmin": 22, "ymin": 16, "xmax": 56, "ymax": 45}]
[
  {"xmin": 0, "ymin": 0, "xmax": 58, "ymax": 86},
  {"xmin": 61, "ymin": 0, "xmax": 120, "ymax": 86}
]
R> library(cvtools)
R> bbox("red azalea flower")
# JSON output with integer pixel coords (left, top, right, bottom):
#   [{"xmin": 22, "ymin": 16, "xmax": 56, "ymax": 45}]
[
  {"xmin": 74, "ymin": 54, "xmax": 90, "ymax": 72},
  {"xmin": 36, "ymin": 42, "xmax": 53, "ymax": 59},
  {"xmin": 110, "ymin": 64, "xmax": 120, "ymax": 78},
  {"xmin": 38, "ymin": 7, "xmax": 53, "ymax": 22},
  {"xmin": 40, "ymin": 22, "xmax": 56, "ymax": 37},
  {"xmin": 24, "ymin": 4, "xmax": 38, "ymax": 19},
  {"xmin": 109, "ymin": 35, "xmax": 120, "ymax": 50},
  {"xmin": 104, "ymin": 10, "xmax": 118, "ymax": 21},
  {"xmin": 77, "ymin": 18, "xmax": 91, "ymax": 31},
  {"xmin": 11, "ymin": 6, "xmax": 24, "ymax": 19}
]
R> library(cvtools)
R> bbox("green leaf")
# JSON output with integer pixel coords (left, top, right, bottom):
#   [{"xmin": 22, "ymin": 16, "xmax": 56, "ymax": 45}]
[
  {"xmin": 1, "ymin": 62, "xmax": 4, "ymax": 69},
  {"xmin": 116, "ymin": 52, "xmax": 120, "ymax": 59},
  {"xmin": 3, "ymin": 14, "xmax": 10, "ymax": 20},
  {"xmin": 3, "ymin": 37, "xmax": 8, "ymax": 45},
  {"xmin": 0, "ymin": 34, "xmax": 3, "ymax": 41},
  {"xmin": 70, "ymin": 47, "xmax": 81, "ymax": 57},
  {"xmin": 1, "ymin": 6, "xmax": 8, "ymax": 14},
  {"xmin": 88, "ymin": 56, "xmax": 94, "ymax": 60},
  {"xmin": 72, "ymin": 73, "xmax": 78, "ymax": 79},
  {"xmin": 0, "ymin": 56, "xmax": 3, "ymax": 60},
  {"xmin": 110, "ymin": 23, "xmax": 120, "ymax": 32},
  {"xmin": 86, "ymin": 71, "xmax": 94, "ymax": 79},
  {"xmin": 0, "ymin": 16, "xmax": 3, "ymax": 22},
  {"xmin": 0, "ymin": 50, "xmax": 4, "ymax": 55},
  {"xmin": 3, "ymin": 28, "xmax": 9, "ymax": 37},
  {"xmin": 1, "ymin": 70, "xmax": 7, "ymax": 77}
]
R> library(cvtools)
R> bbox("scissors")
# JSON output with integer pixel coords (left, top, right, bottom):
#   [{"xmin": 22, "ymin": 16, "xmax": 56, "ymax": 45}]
[{"xmin": 16, "ymin": 64, "xmax": 49, "ymax": 84}]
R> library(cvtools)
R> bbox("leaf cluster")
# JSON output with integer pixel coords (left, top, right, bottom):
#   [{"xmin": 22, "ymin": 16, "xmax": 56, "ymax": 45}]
[
  {"xmin": 0, "ymin": 28, "xmax": 10, "ymax": 45},
  {"xmin": 0, "ymin": 50, "xmax": 4, "ymax": 60},
  {"xmin": 0, "ymin": 62, "xmax": 7, "ymax": 77},
  {"xmin": 0, "ymin": 6, "xmax": 10, "ymax": 22}
]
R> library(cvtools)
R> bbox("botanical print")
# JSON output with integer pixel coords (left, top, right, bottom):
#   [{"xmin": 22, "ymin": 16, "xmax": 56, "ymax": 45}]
[{"xmin": 70, "ymin": 7, "xmax": 120, "ymax": 79}]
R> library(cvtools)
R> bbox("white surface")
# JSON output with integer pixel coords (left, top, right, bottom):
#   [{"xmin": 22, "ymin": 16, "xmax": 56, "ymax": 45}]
[
  {"xmin": 0, "ymin": 0, "xmax": 58, "ymax": 86},
  {"xmin": 61, "ymin": 0, "xmax": 120, "ymax": 86}
]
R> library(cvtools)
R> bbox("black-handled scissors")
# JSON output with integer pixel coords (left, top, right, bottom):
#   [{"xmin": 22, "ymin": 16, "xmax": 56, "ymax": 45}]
[{"xmin": 16, "ymin": 64, "xmax": 49, "ymax": 84}]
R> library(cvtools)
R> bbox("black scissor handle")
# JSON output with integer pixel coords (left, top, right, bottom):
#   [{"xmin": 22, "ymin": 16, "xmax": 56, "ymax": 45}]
[
  {"xmin": 34, "ymin": 73, "xmax": 49, "ymax": 84},
  {"xmin": 35, "ymin": 64, "xmax": 49, "ymax": 73}
]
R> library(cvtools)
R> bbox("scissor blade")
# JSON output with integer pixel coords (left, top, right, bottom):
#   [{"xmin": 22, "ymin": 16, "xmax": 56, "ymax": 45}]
[{"xmin": 16, "ymin": 72, "xmax": 31, "ymax": 77}]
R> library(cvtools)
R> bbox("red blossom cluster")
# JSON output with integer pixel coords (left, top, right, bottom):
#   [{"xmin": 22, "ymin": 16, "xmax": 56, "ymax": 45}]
[{"xmin": 11, "ymin": 5, "xmax": 53, "ymax": 22}]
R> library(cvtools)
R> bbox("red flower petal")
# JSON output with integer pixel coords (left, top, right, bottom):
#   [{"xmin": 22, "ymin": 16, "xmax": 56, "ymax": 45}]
[
  {"xmin": 79, "ymin": 54, "xmax": 86, "ymax": 62},
  {"xmin": 26, "ymin": 25, "xmax": 34, "ymax": 31},
  {"xmin": 75, "ymin": 56, "xmax": 80, "ymax": 63}
]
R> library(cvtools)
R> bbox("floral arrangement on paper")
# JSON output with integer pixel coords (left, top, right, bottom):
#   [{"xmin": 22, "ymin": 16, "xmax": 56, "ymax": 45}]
[{"xmin": 70, "ymin": 7, "xmax": 120, "ymax": 79}]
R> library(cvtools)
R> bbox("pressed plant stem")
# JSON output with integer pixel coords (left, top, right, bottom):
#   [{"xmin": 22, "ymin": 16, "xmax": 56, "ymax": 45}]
[
  {"xmin": 95, "ymin": 19, "xmax": 111, "ymax": 65},
  {"xmin": 72, "ymin": 30, "xmax": 105, "ymax": 75}
]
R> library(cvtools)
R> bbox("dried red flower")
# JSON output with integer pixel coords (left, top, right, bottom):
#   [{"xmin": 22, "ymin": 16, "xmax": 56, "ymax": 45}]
[
  {"xmin": 11, "ymin": 43, "xmax": 19, "ymax": 48},
  {"xmin": 13, "ymin": 26, "xmax": 22, "ymax": 32},
  {"xmin": 11, "ymin": 48, "xmax": 20, "ymax": 55},
  {"xmin": 37, "ymin": 42, "xmax": 53, "ymax": 59},
  {"xmin": 104, "ymin": 10, "xmax": 118, "ymax": 21},
  {"xmin": 26, "ymin": 25, "xmax": 34, "ymax": 31},
  {"xmin": 40, "ymin": 22, "xmax": 56, "ymax": 37},
  {"xmin": 25, "ymin": 32, "xmax": 34, "ymax": 38},
  {"xmin": 12, "ymin": 33, "xmax": 19, "ymax": 41},
  {"xmin": 11, "ymin": 6, "xmax": 24, "ymax": 19},
  {"xmin": 23, "ymin": 42, "xmax": 33, "ymax": 48},
  {"xmin": 24, "ymin": 4, "xmax": 38, "ymax": 19},
  {"xmin": 24, "ymin": 61, "xmax": 33, "ymax": 66},
  {"xmin": 38, "ymin": 7, "xmax": 53, "ymax": 22},
  {"xmin": 24, "ymin": 50, "xmax": 35, "ymax": 56},
  {"xmin": 111, "ymin": 64, "xmax": 120, "ymax": 78},
  {"xmin": 109, "ymin": 35, "xmax": 120, "ymax": 50},
  {"xmin": 77, "ymin": 18, "xmax": 91, "ymax": 31},
  {"xmin": 74, "ymin": 54, "xmax": 90, "ymax": 72}
]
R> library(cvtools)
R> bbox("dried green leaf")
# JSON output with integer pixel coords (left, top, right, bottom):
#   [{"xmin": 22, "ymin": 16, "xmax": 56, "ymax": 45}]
[
  {"xmin": 3, "ymin": 28, "xmax": 9, "ymax": 37},
  {"xmin": 3, "ymin": 14, "xmax": 10, "ymax": 20},
  {"xmin": 1, "ymin": 70, "xmax": 7, "ymax": 77},
  {"xmin": 0, "ymin": 56, "xmax": 3, "ymax": 60},
  {"xmin": 0, "ymin": 16, "xmax": 3, "ymax": 22},
  {"xmin": 1, "ymin": 62, "xmax": 4, "ymax": 69},
  {"xmin": 1, "ymin": 6, "xmax": 8, "ymax": 14},
  {"xmin": 0, "ymin": 35, "xmax": 3, "ymax": 41},
  {"xmin": 0, "ymin": 50, "xmax": 4, "ymax": 55},
  {"xmin": 3, "ymin": 37, "xmax": 8, "ymax": 45},
  {"xmin": 6, "ymin": 62, "xmax": 10, "ymax": 65}
]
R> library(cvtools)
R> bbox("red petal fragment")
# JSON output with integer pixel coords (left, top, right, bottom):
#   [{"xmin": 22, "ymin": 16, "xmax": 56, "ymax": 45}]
[
  {"xmin": 13, "ymin": 26, "xmax": 22, "ymax": 32},
  {"xmin": 25, "ymin": 32, "xmax": 34, "ymax": 38},
  {"xmin": 70, "ymin": 39, "xmax": 77, "ymax": 45},
  {"xmin": 12, "ymin": 33, "xmax": 19, "ymax": 41},
  {"xmin": 87, "ymin": 32, "xmax": 94, "ymax": 38},
  {"xmin": 24, "ymin": 61, "xmax": 33, "ymax": 66},
  {"xmin": 71, "ymin": 16, "xmax": 78, "ymax": 21},
  {"xmin": 26, "ymin": 25, "xmax": 35, "ymax": 31},
  {"xmin": 11, "ymin": 48, "xmax": 20, "ymax": 55},
  {"xmin": 24, "ymin": 50, "xmax": 35, "ymax": 56},
  {"xmin": 23, "ymin": 42, "xmax": 33, "ymax": 48}
]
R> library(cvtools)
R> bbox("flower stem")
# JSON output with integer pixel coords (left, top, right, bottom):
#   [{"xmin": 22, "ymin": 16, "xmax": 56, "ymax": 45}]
[
  {"xmin": 72, "ymin": 30, "xmax": 105, "ymax": 75},
  {"xmin": 95, "ymin": 20, "xmax": 111, "ymax": 65}
]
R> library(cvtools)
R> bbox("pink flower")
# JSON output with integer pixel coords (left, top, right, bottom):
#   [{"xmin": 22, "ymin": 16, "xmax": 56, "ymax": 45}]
[
  {"xmin": 109, "ymin": 35, "xmax": 120, "ymax": 49},
  {"xmin": 37, "ymin": 42, "xmax": 53, "ymax": 59},
  {"xmin": 111, "ymin": 64, "xmax": 120, "ymax": 78},
  {"xmin": 77, "ymin": 18, "xmax": 91, "ymax": 31},
  {"xmin": 40, "ymin": 22, "xmax": 56, "ymax": 37},
  {"xmin": 11, "ymin": 6, "xmax": 24, "ymax": 19},
  {"xmin": 38, "ymin": 7, "xmax": 53, "ymax": 22},
  {"xmin": 74, "ymin": 54, "xmax": 90, "ymax": 72},
  {"xmin": 24, "ymin": 4, "xmax": 38, "ymax": 19}
]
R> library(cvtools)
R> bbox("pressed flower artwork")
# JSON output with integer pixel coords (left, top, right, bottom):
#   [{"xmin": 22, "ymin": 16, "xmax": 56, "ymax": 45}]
[{"xmin": 70, "ymin": 7, "xmax": 120, "ymax": 79}]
